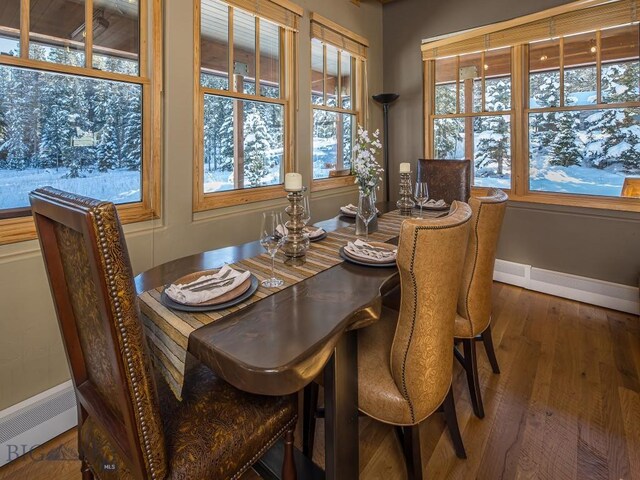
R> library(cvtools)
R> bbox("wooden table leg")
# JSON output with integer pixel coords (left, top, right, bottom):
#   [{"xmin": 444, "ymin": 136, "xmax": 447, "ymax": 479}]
[{"xmin": 323, "ymin": 329, "xmax": 359, "ymax": 480}]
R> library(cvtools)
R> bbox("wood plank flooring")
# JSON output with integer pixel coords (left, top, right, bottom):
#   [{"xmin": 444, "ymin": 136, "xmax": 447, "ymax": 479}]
[{"xmin": 0, "ymin": 283, "xmax": 638, "ymax": 480}]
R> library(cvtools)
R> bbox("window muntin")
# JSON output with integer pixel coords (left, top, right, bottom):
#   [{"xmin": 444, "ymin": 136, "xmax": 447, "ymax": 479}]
[
  {"xmin": 528, "ymin": 24, "xmax": 640, "ymax": 198},
  {"xmin": 198, "ymin": 0, "xmax": 292, "ymax": 199},
  {"xmin": 0, "ymin": 0, "xmax": 154, "ymax": 223},
  {"xmin": 311, "ymin": 34, "xmax": 361, "ymax": 180},
  {"xmin": 432, "ymin": 48, "xmax": 512, "ymax": 188}
]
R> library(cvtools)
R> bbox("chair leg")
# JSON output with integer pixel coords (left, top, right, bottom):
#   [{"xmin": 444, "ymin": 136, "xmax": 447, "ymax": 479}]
[
  {"xmin": 398, "ymin": 424, "xmax": 423, "ymax": 480},
  {"xmin": 282, "ymin": 428, "xmax": 297, "ymax": 480},
  {"xmin": 302, "ymin": 382, "xmax": 319, "ymax": 458},
  {"xmin": 462, "ymin": 338, "xmax": 485, "ymax": 419},
  {"xmin": 441, "ymin": 386, "xmax": 467, "ymax": 459},
  {"xmin": 481, "ymin": 324, "xmax": 500, "ymax": 374},
  {"xmin": 81, "ymin": 459, "xmax": 94, "ymax": 480}
]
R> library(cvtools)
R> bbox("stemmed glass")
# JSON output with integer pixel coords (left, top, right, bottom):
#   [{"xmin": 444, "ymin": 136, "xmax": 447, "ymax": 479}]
[
  {"xmin": 414, "ymin": 181, "xmax": 429, "ymax": 218},
  {"xmin": 260, "ymin": 211, "xmax": 285, "ymax": 288},
  {"xmin": 302, "ymin": 188, "xmax": 311, "ymax": 227},
  {"xmin": 358, "ymin": 192, "xmax": 377, "ymax": 242}
]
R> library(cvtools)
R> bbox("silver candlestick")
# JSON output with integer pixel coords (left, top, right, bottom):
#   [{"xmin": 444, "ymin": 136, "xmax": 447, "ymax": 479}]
[
  {"xmin": 396, "ymin": 172, "xmax": 415, "ymax": 216},
  {"xmin": 282, "ymin": 190, "xmax": 310, "ymax": 265}
]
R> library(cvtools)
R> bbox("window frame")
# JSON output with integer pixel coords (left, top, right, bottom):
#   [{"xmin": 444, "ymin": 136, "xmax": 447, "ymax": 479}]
[
  {"xmin": 0, "ymin": 0, "xmax": 163, "ymax": 245},
  {"xmin": 310, "ymin": 13, "xmax": 368, "ymax": 192},
  {"xmin": 423, "ymin": 0, "xmax": 640, "ymax": 213},
  {"xmin": 193, "ymin": 0, "xmax": 300, "ymax": 212}
]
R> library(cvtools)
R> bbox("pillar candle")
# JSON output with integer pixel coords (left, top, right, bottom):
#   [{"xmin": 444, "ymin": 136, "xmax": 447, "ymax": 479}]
[
  {"xmin": 399, "ymin": 163, "xmax": 411, "ymax": 173},
  {"xmin": 284, "ymin": 173, "xmax": 303, "ymax": 191}
]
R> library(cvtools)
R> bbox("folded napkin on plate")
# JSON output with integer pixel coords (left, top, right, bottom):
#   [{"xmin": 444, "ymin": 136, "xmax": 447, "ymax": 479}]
[
  {"xmin": 345, "ymin": 239, "xmax": 397, "ymax": 261},
  {"xmin": 425, "ymin": 199, "xmax": 447, "ymax": 208},
  {"xmin": 341, "ymin": 204, "xmax": 380, "ymax": 215},
  {"xmin": 304, "ymin": 226, "xmax": 325, "ymax": 239},
  {"xmin": 277, "ymin": 224, "xmax": 324, "ymax": 239},
  {"xmin": 276, "ymin": 224, "xmax": 288, "ymax": 237},
  {"xmin": 165, "ymin": 265, "xmax": 251, "ymax": 305},
  {"xmin": 340, "ymin": 203, "xmax": 358, "ymax": 214}
]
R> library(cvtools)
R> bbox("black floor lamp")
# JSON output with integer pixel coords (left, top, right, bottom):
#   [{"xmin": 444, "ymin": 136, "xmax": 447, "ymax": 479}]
[{"xmin": 372, "ymin": 93, "xmax": 399, "ymax": 202}]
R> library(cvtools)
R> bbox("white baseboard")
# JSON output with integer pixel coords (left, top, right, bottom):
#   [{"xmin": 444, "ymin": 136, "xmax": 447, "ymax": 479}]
[
  {"xmin": 494, "ymin": 259, "xmax": 640, "ymax": 315},
  {"xmin": 0, "ymin": 381, "xmax": 77, "ymax": 467}
]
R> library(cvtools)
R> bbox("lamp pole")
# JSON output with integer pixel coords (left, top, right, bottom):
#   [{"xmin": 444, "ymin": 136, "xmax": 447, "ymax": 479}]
[{"xmin": 372, "ymin": 93, "xmax": 399, "ymax": 202}]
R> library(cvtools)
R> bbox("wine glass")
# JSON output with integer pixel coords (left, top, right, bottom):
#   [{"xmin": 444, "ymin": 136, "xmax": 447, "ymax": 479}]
[
  {"xmin": 358, "ymin": 192, "xmax": 377, "ymax": 242},
  {"xmin": 302, "ymin": 188, "xmax": 311, "ymax": 227},
  {"xmin": 414, "ymin": 181, "xmax": 429, "ymax": 218},
  {"xmin": 260, "ymin": 211, "xmax": 285, "ymax": 288}
]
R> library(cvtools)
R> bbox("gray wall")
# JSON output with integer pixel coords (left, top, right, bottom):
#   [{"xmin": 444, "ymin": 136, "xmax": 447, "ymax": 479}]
[
  {"xmin": 0, "ymin": 0, "xmax": 383, "ymax": 411},
  {"xmin": 382, "ymin": 0, "xmax": 640, "ymax": 286}
]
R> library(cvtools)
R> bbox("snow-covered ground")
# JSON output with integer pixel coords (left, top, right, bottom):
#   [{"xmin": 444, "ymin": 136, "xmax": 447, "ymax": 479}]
[
  {"xmin": 529, "ymin": 153, "xmax": 628, "ymax": 196},
  {"xmin": 0, "ymin": 168, "xmax": 142, "ymax": 209},
  {"xmin": 203, "ymin": 167, "xmax": 281, "ymax": 193}
]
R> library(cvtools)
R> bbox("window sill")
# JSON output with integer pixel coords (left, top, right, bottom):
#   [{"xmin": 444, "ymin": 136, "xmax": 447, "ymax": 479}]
[
  {"xmin": 194, "ymin": 184, "xmax": 287, "ymax": 212},
  {"xmin": 311, "ymin": 175, "xmax": 357, "ymax": 192},
  {"xmin": 0, "ymin": 203, "xmax": 157, "ymax": 246},
  {"xmin": 471, "ymin": 186, "xmax": 640, "ymax": 213}
]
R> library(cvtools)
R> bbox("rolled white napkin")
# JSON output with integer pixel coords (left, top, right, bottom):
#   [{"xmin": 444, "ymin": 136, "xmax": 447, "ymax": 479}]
[
  {"xmin": 345, "ymin": 239, "xmax": 397, "ymax": 261},
  {"xmin": 165, "ymin": 265, "xmax": 251, "ymax": 305},
  {"xmin": 425, "ymin": 199, "xmax": 447, "ymax": 208}
]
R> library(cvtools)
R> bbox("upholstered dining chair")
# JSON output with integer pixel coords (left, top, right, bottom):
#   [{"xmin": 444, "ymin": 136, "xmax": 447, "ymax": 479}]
[
  {"xmin": 417, "ymin": 159, "xmax": 472, "ymax": 204},
  {"xmin": 455, "ymin": 188, "xmax": 508, "ymax": 419},
  {"xmin": 304, "ymin": 202, "xmax": 473, "ymax": 479},
  {"xmin": 30, "ymin": 187, "xmax": 297, "ymax": 480}
]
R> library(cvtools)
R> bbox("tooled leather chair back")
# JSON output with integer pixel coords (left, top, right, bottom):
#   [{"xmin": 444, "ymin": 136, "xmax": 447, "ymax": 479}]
[
  {"xmin": 30, "ymin": 188, "xmax": 168, "ymax": 480},
  {"xmin": 417, "ymin": 159, "xmax": 472, "ymax": 204},
  {"xmin": 457, "ymin": 189, "xmax": 508, "ymax": 336},
  {"xmin": 390, "ymin": 202, "xmax": 472, "ymax": 423}
]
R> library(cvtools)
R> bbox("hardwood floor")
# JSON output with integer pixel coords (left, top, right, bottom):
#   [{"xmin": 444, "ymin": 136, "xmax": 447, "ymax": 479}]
[{"xmin": 1, "ymin": 283, "xmax": 638, "ymax": 480}]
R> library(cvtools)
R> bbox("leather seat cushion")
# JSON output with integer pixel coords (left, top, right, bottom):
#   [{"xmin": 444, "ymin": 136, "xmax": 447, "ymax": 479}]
[
  {"xmin": 357, "ymin": 306, "xmax": 414, "ymax": 426},
  {"xmin": 80, "ymin": 364, "xmax": 297, "ymax": 480}
]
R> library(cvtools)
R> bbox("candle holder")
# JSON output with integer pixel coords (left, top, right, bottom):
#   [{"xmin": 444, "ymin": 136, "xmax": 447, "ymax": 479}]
[
  {"xmin": 282, "ymin": 189, "xmax": 310, "ymax": 265},
  {"xmin": 396, "ymin": 172, "xmax": 415, "ymax": 216}
]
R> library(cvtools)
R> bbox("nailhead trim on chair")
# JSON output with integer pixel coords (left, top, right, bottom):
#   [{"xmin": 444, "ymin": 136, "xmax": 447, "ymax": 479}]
[
  {"xmin": 463, "ymin": 202, "xmax": 483, "ymax": 337},
  {"xmin": 399, "ymin": 206, "xmax": 469, "ymax": 425},
  {"xmin": 230, "ymin": 415, "xmax": 298, "ymax": 480},
  {"xmin": 92, "ymin": 206, "xmax": 158, "ymax": 480}
]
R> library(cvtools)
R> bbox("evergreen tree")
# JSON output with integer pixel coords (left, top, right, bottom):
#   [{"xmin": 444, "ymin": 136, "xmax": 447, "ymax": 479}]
[
  {"xmin": 474, "ymin": 116, "xmax": 510, "ymax": 176},
  {"xmin": 244, "ymin": 112, "xmax": 273, "ymax": 187},
  {"xmin": 549, "ymin": 113, "xmax": 582, "ymax": 167},
  {"xmin": 475, "ymin": 79, "xmax": 511, "ymax": 176}
]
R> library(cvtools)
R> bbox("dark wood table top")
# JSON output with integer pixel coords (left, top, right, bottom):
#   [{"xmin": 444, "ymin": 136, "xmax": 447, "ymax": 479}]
[{"xmin": 134, "ymin": 203, "xmax": 399, "ymax": 395}]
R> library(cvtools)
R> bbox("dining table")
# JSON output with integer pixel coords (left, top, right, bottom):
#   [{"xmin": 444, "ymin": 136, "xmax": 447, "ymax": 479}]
[{"xmin": 133, "ymin": 203, "xmax": 432, "ymax": 479}]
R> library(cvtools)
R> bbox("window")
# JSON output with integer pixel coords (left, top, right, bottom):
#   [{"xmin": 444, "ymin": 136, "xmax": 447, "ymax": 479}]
[
  {"xmin": 528, "ymin": 25, "xmax": 640, "ymax": 197},
  {"xmin": 0, "ymin": 0, "xmax": 161, "ymax": 244},
  {"xmin": 310, "ymin": 14, "xmax": 367, "ymax": 189},
  {"xmin": 432, "ymin": 49, "xmax": 513, "ymax": 189},
  {"xmin": 423, "ymin": 0, "xmax": 640, "ymax": 211},
  {"xmin": 194, "ymin": 0, "xmax": 301, "ymax": 211}
]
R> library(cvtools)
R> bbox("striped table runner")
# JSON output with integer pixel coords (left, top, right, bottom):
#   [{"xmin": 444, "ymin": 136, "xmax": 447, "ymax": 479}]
[{"xmin": 138, "ymin": 209, "xmax": 437, "ymax": 398}]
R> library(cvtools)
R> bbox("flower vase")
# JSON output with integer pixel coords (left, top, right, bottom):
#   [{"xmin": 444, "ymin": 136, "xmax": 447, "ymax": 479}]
[{"xmin": 355, "ymin": 190, "xmax": 378, "ymax": 236}]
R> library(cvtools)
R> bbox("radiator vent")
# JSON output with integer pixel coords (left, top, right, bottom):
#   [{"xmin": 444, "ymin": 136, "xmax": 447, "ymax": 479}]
[{"xmin": 0, "ymin": 382, "xmax": 77, "ymax": 467}]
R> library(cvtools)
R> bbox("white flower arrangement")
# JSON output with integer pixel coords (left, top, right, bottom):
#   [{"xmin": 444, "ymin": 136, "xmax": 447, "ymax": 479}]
[{"xmin": 352, "ymin": 125, "xmax": 384, "ymax": 196}]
